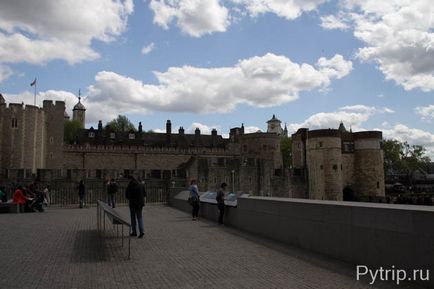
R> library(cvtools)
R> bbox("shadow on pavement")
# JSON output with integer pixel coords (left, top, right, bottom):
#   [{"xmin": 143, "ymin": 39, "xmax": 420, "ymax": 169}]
[{"xmin": 71, "ymin": 230, "xmax": 110, "ymax": 263}]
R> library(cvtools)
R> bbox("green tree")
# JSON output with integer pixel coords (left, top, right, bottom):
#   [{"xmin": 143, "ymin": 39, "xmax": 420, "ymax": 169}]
[
  {"xmin": 64, "ymin": 120, "xmax": 83, "ymax": 144},
  {"xmin": 281, "ymin": 137, "xmax": 292, "ymax": 169},
  {"xmin": 383, "ymin": 139, "xmax": 431, "ymax": 185},
  {"xmin": 383, "ymin": 139, "xmax": 402, "ymax": 174},
  {"xmin": 105, "ymin": 115, "xmax": 137, "ymax": 132}
]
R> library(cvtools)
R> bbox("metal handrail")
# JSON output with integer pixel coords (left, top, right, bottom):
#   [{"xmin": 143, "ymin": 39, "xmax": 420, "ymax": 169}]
[{"xmin": 96, "ymin": 200, "xmax": 131, "ymax": 259}]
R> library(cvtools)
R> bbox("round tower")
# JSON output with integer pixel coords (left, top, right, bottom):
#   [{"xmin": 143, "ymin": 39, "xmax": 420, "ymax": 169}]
[
  {"xmin": 72, "ymin": 97, "xmax": 86, "ymax": 127},
  {"xmin": 307, "ymin": 130, "xmax": 343, "ymax": 200},
  {"xmin": 353, "ymin": 131, "xmax": 385, "ymax": 197}
]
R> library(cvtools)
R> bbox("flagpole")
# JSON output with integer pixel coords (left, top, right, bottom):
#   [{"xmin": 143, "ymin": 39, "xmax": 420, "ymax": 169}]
[{"xmin": 34, "ymin": 80, "xmax": 36, "ymax": 106}]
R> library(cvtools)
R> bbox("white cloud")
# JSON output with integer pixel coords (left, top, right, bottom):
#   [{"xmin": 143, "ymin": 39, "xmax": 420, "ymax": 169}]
[
  {"xmin": 231, "ymin": 0, "xmax": 328, "ymax": 20},
  {"xmin": 149, "ymin": 0, "xmax": 229, "ymax": 37},
  {"xmin": 286, "ymin": 104, "xmax": 393, "ymax": 133},
  {"xmin": 141, "ymin": 42, "xmax": 156, "ymax": 55},
  {"xmin": 381, "ymin": 123, "xmax": 434, "ymax": 158},
  {"xmin": 244, "ymin": 125, "xmax": 262, "ymax": 133},
  {"xmin": 85, "ymin": 53, "xmax": 352, "ymax": 121},
  {"xmin": 329, "ymin": 0, "xmax": 434, "ymax": 91},
  {"xmin": 320, "ymin": 14, "xmax": 350, "ymax": 30},
  {"xmin": 0, "ymin": 0, "xmax": 133, "ymax": 81},
  {"xmin": 0, "ymin": 64, "xmax": 13, "ymax": 83},
  {"xmin": 149, "ymin": 0, "xmax": 329, "ymax": 37},
  {"xmin": 415, "ymin": 105, "xmax": 434, "ymax": 121},
  {"xmin": 338, "ymin": 104, "xmax": 394, "ymax": 114}
]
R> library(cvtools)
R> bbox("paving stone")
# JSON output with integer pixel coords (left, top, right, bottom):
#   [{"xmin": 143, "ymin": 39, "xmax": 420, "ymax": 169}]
[{"xmin": 0, "ymin": 206, "xmax": 423, "ymax": 289}]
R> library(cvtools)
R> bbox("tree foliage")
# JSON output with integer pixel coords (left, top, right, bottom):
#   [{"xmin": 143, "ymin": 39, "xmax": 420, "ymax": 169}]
[
  {"xmin": 104, "ymin": 115, "xmax": 137, "ymax": 132},
  {"xmin": 281, "ymin": 137, "xmax": 292, "ymax": 169},
  {"xmin": 383, "ymin": 139, "xmax": 431, "ymax": 184},
  {"xmin": 64, "ymin": 120, "xmax": 83, "ymax": 144}
]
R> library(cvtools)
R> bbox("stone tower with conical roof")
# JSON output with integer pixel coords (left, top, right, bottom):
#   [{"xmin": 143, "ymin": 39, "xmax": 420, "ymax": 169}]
[{"xmin": 72, "ymin": 96, "xmax": 86, "ymax": 127}]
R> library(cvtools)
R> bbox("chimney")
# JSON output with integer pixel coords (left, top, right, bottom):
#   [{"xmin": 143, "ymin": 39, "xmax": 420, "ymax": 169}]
[
  {"xmin": 179, "ymin": 126, "xmax": 184, "ymax": 135},
  {"xmin": 138, "ymin": 122, "xmax": 143, "ymax": 133},
  {"xmin": 98, "ymin": 120, "xmax": 103, "ymax": 130},
  {"xmin": 166, "ymin": 120, "xmax": 172, "ymax": 146},
  {"xmin": 195, "ymin": 127, "xmax": 200, "ymax": 136},
  {"xmin": 211, "ymin": 128, "xmax": 217, "ymax": 147},
  {"xmin": 166, "ymin": 120, "xmax": 172, "ymax": 134}
]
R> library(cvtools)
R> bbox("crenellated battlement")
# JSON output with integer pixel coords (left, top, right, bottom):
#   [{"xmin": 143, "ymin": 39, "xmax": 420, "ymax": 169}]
[
  {"xmin": 64, "ymin": 144, "xmax": 236, "ymax": 155},
  {"xmin": 4, "ymin": 102, "xmax": 44, "ymax": 112}
]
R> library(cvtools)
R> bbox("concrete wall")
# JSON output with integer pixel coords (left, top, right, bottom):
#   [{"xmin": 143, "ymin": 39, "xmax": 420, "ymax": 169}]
[{"xmin": 171, "ymin": 194, "xmax": 434, "ymax": 288}]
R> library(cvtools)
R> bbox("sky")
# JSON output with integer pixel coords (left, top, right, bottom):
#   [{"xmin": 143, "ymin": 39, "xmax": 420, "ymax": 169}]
[{"xmin": 0, "ymin": 0, "xmax": 433, "ymax": 157}]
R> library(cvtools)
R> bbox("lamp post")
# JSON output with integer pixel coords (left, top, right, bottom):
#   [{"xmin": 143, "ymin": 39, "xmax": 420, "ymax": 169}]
[{"xmin": 231, "ymin": 170, "xmax": 235, "ymax": 193}]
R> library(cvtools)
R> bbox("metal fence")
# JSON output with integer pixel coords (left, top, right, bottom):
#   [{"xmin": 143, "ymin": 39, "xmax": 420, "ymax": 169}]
[{"xmin": 30, "ymin": 179, "xmax": 186, "ymax": 207}]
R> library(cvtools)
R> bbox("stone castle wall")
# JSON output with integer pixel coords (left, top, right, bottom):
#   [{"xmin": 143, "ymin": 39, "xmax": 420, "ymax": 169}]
[
  {"xmin": 43, "ymin": 100, "xmax": 65, "ymax": 169},
  {"xmin": 292, "ymin": 128, "xmax": 385, "ymax": 200},
  {"xmin": 307, "ymin": 136, "xmax": 343, "ymax": 200},
  {"xmin": 0, "ymin": 101, "xmax": 66, "ymax": 181},
  {"xmin": 0, "ymin": 103, "xmax": 46, "ymax": 174},
  {"xmin": 341, "ymin": 154, "xmax": 355, "ymax": 188}
]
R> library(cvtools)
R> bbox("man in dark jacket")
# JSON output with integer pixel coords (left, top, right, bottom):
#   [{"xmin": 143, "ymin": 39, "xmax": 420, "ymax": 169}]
[
  {"xmin": 125, "ymin": 176, "xmax": 145, "ymax": 238},
  {"xmin": 107, "ymin": 179, "xmax": 118, "ymax": 208},
  {"xmin": 78, "ymin": 180, "xmax": 85, "ymax": 208},
  {"xmin": 216, "ymin": 183, "xmax": 227, "ymax": 225}
]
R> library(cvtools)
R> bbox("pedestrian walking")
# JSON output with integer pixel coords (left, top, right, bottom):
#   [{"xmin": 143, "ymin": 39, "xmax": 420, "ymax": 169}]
[
  {"xmin": 216, "ymin": 183, "xmax": 227, "ymax": 225},
  {"xmin": 125, "ymin": 176, "xmax": 145, "ymax": 238},
  {"xmin": 189, "ymin": 180, "xmax": 200, "ymax": 221},
  {"xmin": 107, "ymin": 179, "xmax": 118, "ymax": 208},
  {"xmin": 78, "ymin": 180, "xmax": 85, "ymax": 208},
  {"xmin": 43, "ymin": 185, "xmax": 50, "ymax": 206}
]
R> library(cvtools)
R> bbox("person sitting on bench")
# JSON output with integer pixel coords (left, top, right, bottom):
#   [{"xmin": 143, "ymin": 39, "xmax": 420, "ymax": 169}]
[{"xmin": 13, "ymin": 186, "xmax": 32, "ymax": 212}]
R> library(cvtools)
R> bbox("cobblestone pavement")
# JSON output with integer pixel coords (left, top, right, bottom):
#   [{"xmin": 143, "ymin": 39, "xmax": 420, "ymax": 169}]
[{"xmin": 0, "ymin": 206, "xmax": 422, "ymax": 289}]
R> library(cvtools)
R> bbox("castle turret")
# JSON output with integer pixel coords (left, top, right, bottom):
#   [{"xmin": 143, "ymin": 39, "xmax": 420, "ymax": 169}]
[
  {"xmin": 306, "ymin": 130, "xmax": 343, "ymax": 200},
  {"xmin": 353, "ymin": 131, "xmax": 385, "ymax": 197},
  {"xmin": 283, "ymin": 123, "xmax": 288, "ymax": 137},
  {"xmin": 267, "ymin": 114, "xmax": 283, "ymax": 135},
  {"xmin": 72, "ymin": 97, "xmax": 86, "ymax": 127},
  {"xmin": 338, "ymin": 122, "xmax": 347, "ymax": 132}
]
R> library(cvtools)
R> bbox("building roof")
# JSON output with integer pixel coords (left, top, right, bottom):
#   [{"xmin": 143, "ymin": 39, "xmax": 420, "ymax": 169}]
[
  {"xmin": 267, "ymin": 114, "xmax": 281, "ymax": 123},
  {"xmin": 338, "ymin": 122, "xmax": 347, "ymax": 132},
  {"xmin": 74, "ymin": 128, "xmax": 229, "ymax": 149},
  {"xmin": 73, "ymin": 97, "xmax": 86, "ymax": 111},
  {"xmin": 0, "ymin": 93, "xmax": 5, "ymax": 104}
]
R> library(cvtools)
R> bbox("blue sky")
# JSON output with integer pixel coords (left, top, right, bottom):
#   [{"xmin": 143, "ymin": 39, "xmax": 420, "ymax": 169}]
[{"xmin": 1, "ymin": 0, "xmax": 433, "ymax": 156}]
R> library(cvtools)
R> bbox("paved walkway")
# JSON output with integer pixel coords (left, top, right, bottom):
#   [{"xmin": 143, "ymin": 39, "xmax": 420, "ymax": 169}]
[{"xmin": 0, "ymin": 206, "xmax": 420, "ymax": 289}]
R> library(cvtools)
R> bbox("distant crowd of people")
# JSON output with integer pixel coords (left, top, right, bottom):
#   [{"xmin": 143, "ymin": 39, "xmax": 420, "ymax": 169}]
[
  {"xmin": 0, "ymin": 182, "xmax": 50, "ymax": 212},
  {"xmin": 1, "ymin": 176, "xmax": 231, "ymax": 241}
]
